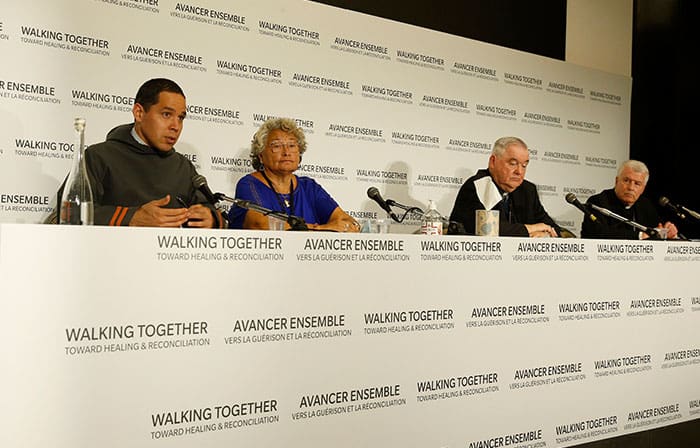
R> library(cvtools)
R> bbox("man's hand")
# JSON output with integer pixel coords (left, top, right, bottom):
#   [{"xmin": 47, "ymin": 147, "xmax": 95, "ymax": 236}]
[
  {"xmin": 186, "ymin": 204, "xmax": 215, "ymax": 228},
  {"xmin": 525, "ymin": 222, "xmax": 557, "ymax": 238},
  {"xmin": 129, "ymin": 195, "xmax": 189, "ymax": 227},
  {"xmin": 642, "ymin": 222, "xmax": 679, "ymax": 240},
  {"xmin": 662, "ymin": 221, "xmax": 678, "ymax": 239}
]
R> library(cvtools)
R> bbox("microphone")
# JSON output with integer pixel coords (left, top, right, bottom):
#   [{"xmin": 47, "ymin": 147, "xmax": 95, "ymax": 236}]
[
  {"xmin": 192, "ymin": 174, "xmax": 221, "ymax": 205},
  {"xmin": 192, "ymin": 175, "xmax": 308, "ymax": 230},
  {"xmin": 589, "ymin": 203, "xmax": 661, "ymax": 238},
  {"xmin": 230, "ymin": 198, "xmax": 308, "ymax": 230},
  {"xmin": 205, "ymin": 190, "xmax": 309, "ymax": 231},
  {"xmin": 367, "ymin": 187, "xmax": 399, "ymax": 222},
  {"xmin": 565, "ymin": 193, "xmax": 597, "ymax": 222},
  {"xmin": 659, "ymin": 196, "xmax": 686, "ymax": 220}
]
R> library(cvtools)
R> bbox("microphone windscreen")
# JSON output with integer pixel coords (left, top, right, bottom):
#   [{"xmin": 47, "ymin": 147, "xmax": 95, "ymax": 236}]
[{"xmin": 192, "ymin": 174, "xmax": 207, "ymax": 189}]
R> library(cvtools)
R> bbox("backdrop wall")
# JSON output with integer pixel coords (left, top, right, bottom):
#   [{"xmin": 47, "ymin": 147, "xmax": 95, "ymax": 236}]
[{"xmin": 0, "ymin": 0, "xmax": 631, "ymax": 235}]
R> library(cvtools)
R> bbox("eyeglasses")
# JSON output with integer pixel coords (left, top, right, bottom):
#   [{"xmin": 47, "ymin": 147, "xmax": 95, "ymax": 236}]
[{"xmin": 267, "ymin": 140, "xmax": 300, "ymax": 154}]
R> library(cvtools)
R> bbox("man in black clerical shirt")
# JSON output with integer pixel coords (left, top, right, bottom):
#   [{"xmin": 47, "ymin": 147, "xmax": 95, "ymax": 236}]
[
  {"xmin": 449, "ymin": 136, "xmax": 560, "ymax": 237},
  {"xmin": 581, "ymin": 160, "xmax": 678, "ymax": 239}
]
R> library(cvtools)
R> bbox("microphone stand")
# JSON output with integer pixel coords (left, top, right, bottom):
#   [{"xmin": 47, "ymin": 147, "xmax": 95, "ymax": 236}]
[
  {"xmin": 385, "ymin": 199, "xmax": 466, "ymax": 234},
  {"xmin": 385, "ymin": 199, "xmax": 424, "ymax": 223},
  {"xmin": 589, "ymin": 204, "xmax": 661, "ymax": 239},
  {"xmin": 680, "ymin": 205, "xmax": 700, "ymax": 221},
  {"xmin": 214, "ymin": 193, "xmax": 308, "ymax": 231}
]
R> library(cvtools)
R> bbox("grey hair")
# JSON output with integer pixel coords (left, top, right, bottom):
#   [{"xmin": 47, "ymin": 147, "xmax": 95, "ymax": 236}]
[
  {"xmin": 250, "ymin": 117, "xmax": 307, "ymax": 171},
  {"xmin": 492, "ymin": 136, "xmax": 527, "ymax": 157},
  {"xmin": 618, "ymin": 160, "xmax": 649, "ymax": 183}
]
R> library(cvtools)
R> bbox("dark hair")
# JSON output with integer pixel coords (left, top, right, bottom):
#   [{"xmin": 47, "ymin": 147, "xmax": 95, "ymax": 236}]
[{"xmin": 134, "ymin": 78, "xmax": 185, "ymax": 111}]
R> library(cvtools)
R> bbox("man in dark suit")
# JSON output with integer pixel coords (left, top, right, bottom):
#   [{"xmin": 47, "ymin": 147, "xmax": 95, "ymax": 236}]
[
  {"xmin": 581, "ymin": 160, "xmax": 677, "ymax": 239},
  {"xmin": 449, "ymin": 136, "xmax": 560, "ymax": 237}
]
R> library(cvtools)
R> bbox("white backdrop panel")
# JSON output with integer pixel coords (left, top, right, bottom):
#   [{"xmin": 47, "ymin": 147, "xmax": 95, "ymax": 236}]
[{"xmin": 0, "ymin": 0, "xmax": 630, "ymax": 235}]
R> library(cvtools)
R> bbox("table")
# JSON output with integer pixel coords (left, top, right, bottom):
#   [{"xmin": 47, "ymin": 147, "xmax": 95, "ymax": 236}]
[{"xmin": 1, "ymin": 224, "xmax": 698, "ymax": 447}]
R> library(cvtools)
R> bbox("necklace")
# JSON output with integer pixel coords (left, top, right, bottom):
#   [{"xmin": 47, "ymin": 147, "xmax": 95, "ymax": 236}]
[{"xmin": 260, "ymin": 171, "xmax": 294, "ymax": 214}]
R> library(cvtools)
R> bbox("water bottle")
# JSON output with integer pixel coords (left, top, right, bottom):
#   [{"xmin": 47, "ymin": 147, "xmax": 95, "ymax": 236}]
[
  {"xmin": 59, "ymin": 118, "xmax": 94, "ymax": 225},
  {"xmin": 420, "ymin": 200, "xmax": 443, "ymax": 235}
]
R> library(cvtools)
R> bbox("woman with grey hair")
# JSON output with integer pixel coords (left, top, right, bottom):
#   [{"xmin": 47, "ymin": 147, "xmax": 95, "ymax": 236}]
[{"xmin": 227, "ymin": 117, "xmax": 359, "ymax": 232}]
